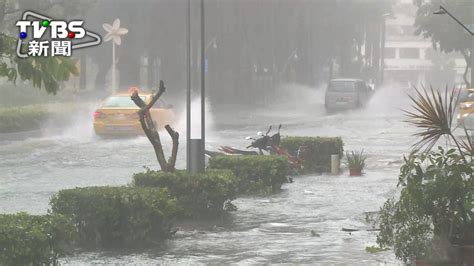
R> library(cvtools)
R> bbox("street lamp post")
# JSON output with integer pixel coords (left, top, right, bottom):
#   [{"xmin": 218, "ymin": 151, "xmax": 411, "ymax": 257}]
[
  {"xmin": 186, "ymin": 0, "xmax": 191, "ymax": 173},
  {"xmin": 186, "ymin": 0, "xmax": 206, "ymax": 174},
  {"xmin": 434, "ymin": 5, "xmax": 474, "ymax": 88}
]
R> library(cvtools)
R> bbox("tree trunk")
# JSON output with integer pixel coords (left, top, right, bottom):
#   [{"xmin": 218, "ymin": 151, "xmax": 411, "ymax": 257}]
[{"xmin": 131, "ymin": 80, "xmax": 179, "ymax": 172}]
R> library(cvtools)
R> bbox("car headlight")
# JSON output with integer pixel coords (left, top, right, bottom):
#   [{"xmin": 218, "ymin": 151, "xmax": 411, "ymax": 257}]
[{"xmin": 461, "ymin": 103, "xmax": 472, "ymax": 108}]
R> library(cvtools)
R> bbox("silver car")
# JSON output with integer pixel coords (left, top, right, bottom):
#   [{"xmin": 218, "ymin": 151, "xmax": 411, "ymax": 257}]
[{"xmin": 324, "ymin": 79, "xmax": 372, "ymax": 112}]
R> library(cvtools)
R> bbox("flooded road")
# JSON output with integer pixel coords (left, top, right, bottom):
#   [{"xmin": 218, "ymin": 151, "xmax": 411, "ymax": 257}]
[{"xmin": 0, "ymin": 86, "xmax": 415, "ymax": 264}]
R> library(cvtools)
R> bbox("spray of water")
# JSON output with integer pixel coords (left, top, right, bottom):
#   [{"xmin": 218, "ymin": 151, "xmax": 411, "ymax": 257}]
[
  {"xmin": 40, "ymin": 102, "xmax": 99, "ymax": 143},
  {"xmin": 175, "ymin": 96, "xmax": 217, "ymax": 142},
  {"xmin": 364, "ymin": 82, "xmax": 413, "ymax": 116},
  {"xmin": 270, "ymin": 83, "xmax": 327, "ymax": 116}
]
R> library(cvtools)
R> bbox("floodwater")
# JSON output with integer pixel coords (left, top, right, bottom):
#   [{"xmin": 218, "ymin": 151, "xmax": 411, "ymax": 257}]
[{"xmin": 0, "ymin": 85, "xmax": 417, "ymax": 264}]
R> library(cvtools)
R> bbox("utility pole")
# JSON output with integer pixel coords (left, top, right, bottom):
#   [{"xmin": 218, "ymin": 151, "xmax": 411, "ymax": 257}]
[{"xmin": 186, "ymin": 0, "xmax": 191, "ymax": 172}]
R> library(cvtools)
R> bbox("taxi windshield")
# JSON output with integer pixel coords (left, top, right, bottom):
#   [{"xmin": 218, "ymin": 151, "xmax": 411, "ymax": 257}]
[{"xmin": 103, "ymin": 96, "xmax": 146, "ymax": 107}]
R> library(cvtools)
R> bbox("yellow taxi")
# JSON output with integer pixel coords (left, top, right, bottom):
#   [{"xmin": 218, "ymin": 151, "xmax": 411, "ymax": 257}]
[
  {"xmin": 93, "ymin": 92, "xmax": 175, "ymax": 136},
  {"xmin": 457, "ymin": 88, "xmax": 474, "ymax": 130}
]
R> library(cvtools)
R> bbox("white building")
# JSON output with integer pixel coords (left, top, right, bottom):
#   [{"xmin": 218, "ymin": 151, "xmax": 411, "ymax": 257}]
[{"xmin": 384, "ymin": 0, "xmax": 467, "ymax": 88}]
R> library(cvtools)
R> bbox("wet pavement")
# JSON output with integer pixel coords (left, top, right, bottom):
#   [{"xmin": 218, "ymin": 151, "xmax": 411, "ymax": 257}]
[{"xmin": 0, "ymin": 85, "xmax": 415, "ymax": 264}]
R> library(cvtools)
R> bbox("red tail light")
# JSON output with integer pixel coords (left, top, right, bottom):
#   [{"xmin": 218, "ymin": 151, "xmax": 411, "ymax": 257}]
[{"xmin": 93, "ymin": 111, "xmax": 105, "ymax": 119}]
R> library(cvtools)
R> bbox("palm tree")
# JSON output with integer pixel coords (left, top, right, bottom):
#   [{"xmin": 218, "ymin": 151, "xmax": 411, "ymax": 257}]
[{"xmin": 404, "ymin": 86, "xmax": 472, "ymax": 162}]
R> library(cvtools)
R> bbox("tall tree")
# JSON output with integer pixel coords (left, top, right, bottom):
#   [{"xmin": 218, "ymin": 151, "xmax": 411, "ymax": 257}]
[{"xmin": 413, "ymin": 0, "xmax": 473, "ymax": 87}]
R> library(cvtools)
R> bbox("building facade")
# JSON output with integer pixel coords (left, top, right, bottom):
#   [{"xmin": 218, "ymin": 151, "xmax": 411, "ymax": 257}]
[{"xmin": 384, "ymin": 0, "xmax": 467, "ymax": 88}]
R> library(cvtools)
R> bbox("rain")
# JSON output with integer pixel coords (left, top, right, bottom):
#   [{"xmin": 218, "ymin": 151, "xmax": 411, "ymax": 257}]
[{"xmin": 0, "ymin": 0, "xmax": 472, "ymax": 264}]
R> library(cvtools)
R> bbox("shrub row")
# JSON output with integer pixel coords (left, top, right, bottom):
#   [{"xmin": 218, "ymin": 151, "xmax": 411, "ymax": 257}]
[
  {"xmin": 208, "ymin": 155, "xmax": 288, "ymax": 193},
  {"xmin": 0, "ymin": 212, "xmax": 75, "ymax": 265},
  {"xmin": 280, "ymin": 136, "xmax": 344, "ymax": 173},
  {"xmin": 0, "ymin": 137, "xmax": 341, "ymax": 263},
  {"xmin": 0, "ymin": 105, "xmax": 50, "ymax": 133},
  {"xmin": 0, "ymin": 103, "xmax": 84, "ymax": 133},
  {"xmin": 133, "ymin": 169, "xmax": 237, "ymax": 218},
  {"xmin": 49, "ymin": 186, "xmax": 178, "ymax": 249}
]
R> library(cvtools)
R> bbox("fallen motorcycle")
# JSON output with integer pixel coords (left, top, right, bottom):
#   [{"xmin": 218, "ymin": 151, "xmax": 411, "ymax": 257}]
[{"xmin": 205, "ymin": 125, "xmax": 305, "ymax": 175}]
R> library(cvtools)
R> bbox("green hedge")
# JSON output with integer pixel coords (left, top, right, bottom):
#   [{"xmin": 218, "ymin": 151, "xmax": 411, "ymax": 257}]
[
  {"xmin": 0, "ymin": 103, "xmax": 84, "ymax": 133},
  {"xmin": 0, "ymin": 105, "xmax": 49, "ymax": 133},
  {"xmin": 208, "ymin": 155, "xmax": 288, "ymax": 193},
  {"xmin": 50, "ymin": 186, "xmax": 178, "ymax": 249},
  {"xmin": 280, "ymin": 136, "xmax": 344, "ymax": 173},
  {"xmin": 0, "ymin": 212, "xmax": 75, "ymax": 265},
  {"xmin": 133, "ymin": 169, "xmax": 237, "ymax": 218}
]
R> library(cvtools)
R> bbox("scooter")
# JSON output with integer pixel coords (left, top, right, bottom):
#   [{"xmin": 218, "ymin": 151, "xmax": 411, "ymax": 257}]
[
  {"xmin": 214, "ymin": 125, "xmax": 274, "ymax": 156},
  {"xmin": 205, "ymin": 125, "xmax": 305, "ymax": 174}
]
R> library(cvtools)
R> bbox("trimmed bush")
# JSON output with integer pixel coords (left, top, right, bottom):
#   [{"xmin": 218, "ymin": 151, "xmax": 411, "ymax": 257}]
[
  {"xmin": 0, "ymin": 105, "xmax": 49, "ymax": 133},
  {"xmin": 0, "ymin": 103, "xmax": 84, "ymax": 133},
  {"xmin": 208, "ymin": 155, "xmax": 288, "ymax": 193},
  {"xmin": 0, "ymin": 212, "xmax": 75, "ymax": 265},
  {"xmin": 50, "ymin": 186, "xmax": 178, "ymax": 249},
  {"xmin": 133, "ymin": 169, "xmax": 237, "ymax": 218},
  {"xmin": 280, "ymin": 136, "xmax": 343, "ymax": 173}
]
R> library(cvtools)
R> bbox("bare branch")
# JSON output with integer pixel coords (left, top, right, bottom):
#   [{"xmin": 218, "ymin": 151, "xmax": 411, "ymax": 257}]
[
  {"xmin": 165, "ymin": 124, "xmax": 179, "ymax": 171},
  {"xmin": 130, "ymin": 80, "xmax": 178, "ymax": 172},
  {"xmin": 131, "ymin": 91, "xmax": 146, "ymax": 108},
  {"xmin": 144, "ymin": 80, "xmax": 166, "ymax": 113}
]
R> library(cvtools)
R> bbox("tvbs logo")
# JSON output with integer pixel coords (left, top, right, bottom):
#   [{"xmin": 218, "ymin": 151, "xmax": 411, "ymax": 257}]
[
  {"xmin": 16, "ymin": 20, "xmax": 85, "ymax": 57},
  {"xmin": 15, "ymin": 11, "xmax": 101, "ymax": 58}
]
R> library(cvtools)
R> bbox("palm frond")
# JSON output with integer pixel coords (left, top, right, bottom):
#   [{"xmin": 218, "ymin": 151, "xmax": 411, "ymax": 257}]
[
  {"xmin": 404, "ymin": 85, "xmax": 460, "ymax": 152},
  {"xmin": 460, "ymin": 127, "xmax": 474, "ymax": 157}
]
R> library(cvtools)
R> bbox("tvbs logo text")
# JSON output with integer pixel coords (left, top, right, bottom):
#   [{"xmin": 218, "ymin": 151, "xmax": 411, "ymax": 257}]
[{"xmin": 16, "ymin": 19, "xmax": 86, "ymax": 57}]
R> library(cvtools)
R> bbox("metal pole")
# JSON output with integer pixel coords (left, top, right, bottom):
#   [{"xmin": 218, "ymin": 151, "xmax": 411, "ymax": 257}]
[
  {"xmin": 439, "ymin": 6, "xmax": 474, "ymax": 36},
  {"xmin": 435, "ymin": 5, "xmax": 474, "ymax": 88},
  {"xmin": 200, "ymin": 0, "xmax": 205, "ymax": 171},
  {"xmin": 186, "ymin": 0, "xmax": 191, "ymax": 172}
]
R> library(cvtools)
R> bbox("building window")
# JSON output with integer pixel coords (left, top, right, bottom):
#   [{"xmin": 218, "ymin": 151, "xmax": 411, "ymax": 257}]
[
  {"xmin": 385, "ymin": 47, "xmax": 396, "ymax": 58},
  {"xmin": 399, "ymin": 48, "xmax": 420, "ymax": 59}
]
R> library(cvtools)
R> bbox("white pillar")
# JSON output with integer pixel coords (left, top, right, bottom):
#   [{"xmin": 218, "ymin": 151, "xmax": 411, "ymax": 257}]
[{"xmin": 331, "ymin": 154, "xmax": 340, "ymax": 175}]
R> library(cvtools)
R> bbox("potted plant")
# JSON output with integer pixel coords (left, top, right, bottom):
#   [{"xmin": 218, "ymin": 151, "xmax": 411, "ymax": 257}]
[
  {"xmin": 346, "ymin": 150, "xmax": 366, "ymax": 176},
  {"xmin": 375, "ymin": 87, "xmax": 474, "ymax": 264}
]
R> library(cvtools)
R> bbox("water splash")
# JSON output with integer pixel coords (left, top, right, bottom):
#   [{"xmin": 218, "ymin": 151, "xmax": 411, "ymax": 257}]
[
  {"xmin": 41, "ymin": 102, "xmax": 99, "ymax": 143},
  {"xmin": 175, "ymin": 96, "xmax": 217, "ymax": 142}
]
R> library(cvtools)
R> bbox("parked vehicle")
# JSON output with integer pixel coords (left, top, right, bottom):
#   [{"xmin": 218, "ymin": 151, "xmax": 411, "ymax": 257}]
[
  {"xmin": 324, "ymin": 78, "xmax": 373, "ymax": 112},
  {"xmin": 93, "ymin": 91, "xmax": 174, "ymax": 136},
  {"xmin": 205, "ymin": 125, "xmax": 305, "ymax": 174}
]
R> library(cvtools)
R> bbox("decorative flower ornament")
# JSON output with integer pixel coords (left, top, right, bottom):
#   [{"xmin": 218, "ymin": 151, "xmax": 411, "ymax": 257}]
[{"xmin": 103, "ymin": 19, "xmax": 128, "ymax": 46}]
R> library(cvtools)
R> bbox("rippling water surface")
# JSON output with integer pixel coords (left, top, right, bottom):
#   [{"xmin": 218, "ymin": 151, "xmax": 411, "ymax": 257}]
[{"xmin": 0, "ymin": 86, "xmax": 415, "ymax": 264}]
